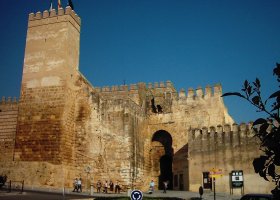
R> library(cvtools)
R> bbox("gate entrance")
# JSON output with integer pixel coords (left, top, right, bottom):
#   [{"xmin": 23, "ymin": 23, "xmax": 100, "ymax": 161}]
[{"xmin": 151, "ymin": 130, "xmax": 173, "ymax": 190}]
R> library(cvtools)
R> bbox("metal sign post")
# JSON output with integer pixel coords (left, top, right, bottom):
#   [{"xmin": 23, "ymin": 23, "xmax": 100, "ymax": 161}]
[
  {"xmin": 213, "ymin": 177, "xmax": 216, "ymax": 200},
  {"xmin": 209, "ymin": 168, "xmax": 223, "ymax": 200},
  {"xmin": 85, "ymin": 165, "xmax": 92, "ymax": 194}
]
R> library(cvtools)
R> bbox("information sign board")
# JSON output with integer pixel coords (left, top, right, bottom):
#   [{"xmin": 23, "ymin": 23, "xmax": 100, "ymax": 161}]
[
  {"xmin": 209, "ymin": 168, "xmax": 223, "ymax": 178},
  {"xmin": 231, "ymin": 170, "xmax": 243, "ymax": 188}
]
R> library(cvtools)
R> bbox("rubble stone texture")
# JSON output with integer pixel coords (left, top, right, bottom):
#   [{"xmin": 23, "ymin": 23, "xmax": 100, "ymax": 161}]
[{"xmin": 0, "ymin": 6, "xmax": 274, "ymax": 194}]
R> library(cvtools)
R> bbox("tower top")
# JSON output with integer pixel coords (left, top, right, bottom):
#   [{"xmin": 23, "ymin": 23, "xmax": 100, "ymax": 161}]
[{"xmin": 28, "ymin": 6, "xmax": 81, "ymax": 26}]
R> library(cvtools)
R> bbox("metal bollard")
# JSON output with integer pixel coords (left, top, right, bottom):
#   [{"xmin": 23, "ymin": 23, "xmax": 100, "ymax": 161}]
[
  {"xmin": 127, "ymin": 189, "xmax": 132, "ymax": 197},
  {"xmin": 199, "ymin": 186, "xmax": 203, "ymax": 200},
  {"xmin": 90, "ymin": 184, "xmax": 94, "ymax": 195}
]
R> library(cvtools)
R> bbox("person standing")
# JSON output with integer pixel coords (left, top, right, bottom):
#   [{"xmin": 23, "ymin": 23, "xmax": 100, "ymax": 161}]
[
  {"xmin": 149, "ymin": 180, "xmax": 155, "ymax": 193},
  {"xmin": 163, "ymin": 181, "xmax": 168, "ymax": 193},
  {"xmin": 72, "ymin": 178, "xmax": 78, "ymax": 192},
  {"xmin": 115, "ymin": 180, "xmax": 121, "ymax": 193},
  {"xmin": 77, "ymin": 178, "xmax": 82, "ymax": 193},
  {"xmin": 109, "ymin": 180, "xmax": 114, "ymax": 193},
  {"xmin": 104, "ymin": 180, "xmax": 108, "ymax": 193},
  {"xmin": 96, "ymin": 180, "xmax": 102, "ymax": 193}
]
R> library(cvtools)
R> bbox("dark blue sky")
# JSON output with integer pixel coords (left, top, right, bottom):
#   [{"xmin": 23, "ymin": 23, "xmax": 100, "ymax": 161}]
[{"xmin": 0, "ymin": 0, "xmax": 279, "ymax": 124}]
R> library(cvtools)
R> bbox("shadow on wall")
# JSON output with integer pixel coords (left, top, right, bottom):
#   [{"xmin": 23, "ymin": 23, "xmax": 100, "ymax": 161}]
[
  {"xmin": 152, "ymin": 130, "xmax": 174, "ymax": 190},
  {"xmin": 173, "ymin": 144, "xmax": 189, "ymax": 191}
]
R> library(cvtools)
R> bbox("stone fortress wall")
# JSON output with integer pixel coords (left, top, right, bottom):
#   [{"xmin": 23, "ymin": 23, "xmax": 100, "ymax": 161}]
[
  {"xmin": 0, "ymin": 6, "xmax": 274, "ymax": 194},
  {"xmin": 0, "ymin": 97, "xmax": 18, "ymax": 162},
  {"xmin": 188, "ymin": 123, "xmax": 274, "ymax": 194}
]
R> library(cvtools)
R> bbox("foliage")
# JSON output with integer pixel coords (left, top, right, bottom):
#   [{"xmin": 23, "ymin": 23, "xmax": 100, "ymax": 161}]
[
  {"xmin": 0, "ymin": 175, "xmax": 7, "ymax": 188},
  {"xmin": 222, "ymin": 63, "xmax": 280, "ymax": 198}
]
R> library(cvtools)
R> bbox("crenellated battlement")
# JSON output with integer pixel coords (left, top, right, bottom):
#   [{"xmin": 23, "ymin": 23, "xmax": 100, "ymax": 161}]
[
  {"xmin": 189, "ymin": 122, "xmax": 254, "ymax": 141},
  {"xmin": 28, "ymin": 6, "xmax": 81, "ymax": 26},
  {"xmin": 0, "ymin": 96, "xmax": 18, "ymax": 111},
  {"xmin": 1, "ymin": 96, "xmax": 18, "ymax": 105},
  {"xmin": 179, "ymin": 83, "xmax": 222, "ymax": 99},
  {"xmin": 94, "ymin": 81, "xmax": 223, "ymax": 98},
  {"xmin": 94, "ymin": 80, "xmax": 176, "ymax": 93},
  {"xmin": 147, "ymin": 80, "xmax": 174, "ymax": 89}
]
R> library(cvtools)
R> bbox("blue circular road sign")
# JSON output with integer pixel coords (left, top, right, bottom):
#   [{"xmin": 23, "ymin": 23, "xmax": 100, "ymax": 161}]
[{"xmin": 131, "ymin": 189, "xmax": 143, "ymax": 200}]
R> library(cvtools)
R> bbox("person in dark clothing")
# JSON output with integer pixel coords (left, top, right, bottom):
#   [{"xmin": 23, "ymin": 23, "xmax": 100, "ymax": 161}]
[
  {"xmin": 96, "ymin": 180, "xmax": 102, "ymax": 193},
  {"xmin": 109, "ymin": 180, "xmax": 114, "ymax": 193},
  {"xmin": 72, "ymin": 178, "xmax": 78, "ymax": 192},
  {"xmin": 115, "ymin": 181, "xmax": 121, "ymax": 193}
]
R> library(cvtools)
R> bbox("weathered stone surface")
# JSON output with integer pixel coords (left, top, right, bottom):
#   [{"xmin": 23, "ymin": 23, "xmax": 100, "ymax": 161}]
[
  {"xmin": 0, "ymin": 97, "xmax": 18, "ymax": 162},
  {"xmin": 0, "ymin": 6, "xmax": 273, "ymax": 194},
  {"xmin": 188, "ymin": 125, "xmax": 274, "ymax": 193}
]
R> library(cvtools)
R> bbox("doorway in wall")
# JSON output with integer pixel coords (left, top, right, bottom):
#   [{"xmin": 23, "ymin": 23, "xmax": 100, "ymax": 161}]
[{"xmin": 151, "ymin": 130, "xmax": 173, "ymax": 190}]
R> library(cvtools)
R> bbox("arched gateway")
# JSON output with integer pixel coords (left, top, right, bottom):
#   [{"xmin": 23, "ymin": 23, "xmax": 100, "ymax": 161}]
[{"xmin": 151, "ymin": 130, "xmax": 173, "ymax": 190}]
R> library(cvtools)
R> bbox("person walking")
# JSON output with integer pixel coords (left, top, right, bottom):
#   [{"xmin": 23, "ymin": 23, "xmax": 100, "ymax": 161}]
[
  {"xmin": 115, "ymin": 180, "xmax": 121, "ymax": 193},
  {"xmin": 96, "ymin": 180, "xmax": 102, "ymax": 193},
  {"xmin": 163, "ymin": 180, "xmax": 168, "ymax": 193},
  {"xmin": 72, "ymin": 178, "xmax": 78, "ymax": 192},
  {"xmin": 104, "ymin": 180, "xmax": 108, "ymax": 193},
  {"xmin": 149, "ymin": 180, "xmax": 155, "ymax": 193},
  {"xmin": 109, "ymin": 180, "xmax": 114, "ymax": 193},
  {"xmin": 77, "ymin": 178, "xmax": 82, "ymax": 193}
]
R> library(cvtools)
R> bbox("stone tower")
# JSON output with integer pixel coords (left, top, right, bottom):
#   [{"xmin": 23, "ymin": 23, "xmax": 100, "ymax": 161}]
[{"xmin": 14, "ymin": 7, "xmax": 81, "ymax": 164}]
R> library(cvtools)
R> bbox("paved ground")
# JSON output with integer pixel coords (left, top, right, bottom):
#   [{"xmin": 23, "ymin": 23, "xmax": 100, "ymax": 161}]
[{"xmin": 0, "ymin": 189, "xmax": 242, "ymax": 200}]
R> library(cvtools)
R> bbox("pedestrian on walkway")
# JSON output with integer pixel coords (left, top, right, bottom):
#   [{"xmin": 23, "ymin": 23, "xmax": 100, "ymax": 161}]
[
  {"xmin": 103, "ymin": 180, "xmax": 108, "ymax": 193},
  {"xmin": 109, "ymin": 180, "xmax": 114, "ymax": 193},
  {"xmin": 72, "ymin": 178, "xmax": 78, "ymax": 192},
  {"xmin": 115, "ymin": 180, "xmax": 121, "ymax": 193},
  {"xmin": 96, "ymin": 180, "xmax": 102, "ymax": 193},
  {"xmin": 163, "ymin": 180, "xmax": 168, "ymax": 193},
  {"xmin": 77, "ymin": 178, "xmax": 82, "ymax": 193},
  {"xmin": 149, "ymin": 180, "xmax": 155, "ymax": 194}
]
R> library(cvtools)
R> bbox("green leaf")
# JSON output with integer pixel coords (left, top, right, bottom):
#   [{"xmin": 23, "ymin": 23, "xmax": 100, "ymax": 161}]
[
  {"xmin": 274, "ymin": 155, "xmax": 280, "ymax": 166},
  {"xmin": 221, "ymin": 92, "xmax": 246, "ymax": 98},
  {"xmin": 256, "ymin": 78, "xmax": 261, "ymax": 88},
  {"xmin": 253, "ymin": 156, "xmax": 267, "ymax": 173},
  {"xmin": 271, "ymin": 104, "xmax": 280, "ymax": 112},
  {"xmin": 247, "ymin": 85, "xmax": 252, "ymax": 96},
  {"xmin": 252, "ymin": 96, "xmax": 260, "ymax": 105},
  {"xmin": 268, "ymin": 91, "xmax": 280, "ymax": 99},
  {"xmin": 273, "ymin": 63, "xmax": 280, "ymax": 77},
  {"xmin": 244, "ymin": 80, "xmax": 249, "ymax": 89},
  {"xmin": 259, "ymin": 170, "xmax": 269, "ymax": 181},
  {"xmin": 253, "ymin": 118, "xmax": 267, "ymax": 126},
  {"xmin": 259, "ymin": 123, "xmax": 269, "ymax": 133},
  {"xmin": 277, "ymin": 96, "xmax": 280, "ymax": 104},
  {"xmin": 268, "ymin": 164, "xmax": 276, "ymax": 179}
]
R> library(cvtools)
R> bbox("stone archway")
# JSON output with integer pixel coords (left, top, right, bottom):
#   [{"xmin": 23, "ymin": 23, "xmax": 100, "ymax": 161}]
[{"xmin": 151, "ymin": 130, "xmax": 173, "ymax": 190}]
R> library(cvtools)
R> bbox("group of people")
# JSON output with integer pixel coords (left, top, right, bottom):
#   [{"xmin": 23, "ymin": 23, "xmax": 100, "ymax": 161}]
[
  {"xmin": 73, "ymin": 178, "xmax": 168, "ymax": 194},
  {"xmin": 149, "ymin": 180, "xmax": 169, "ymax": 193},
  {"xmin": 96, "ymin": 180, "xmax": 121, "ymax": 193},
  {"xmin": 72, "ymin": 178, "xmax": 82, "ymax": 193}
]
